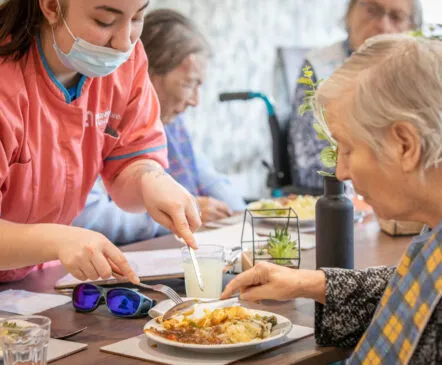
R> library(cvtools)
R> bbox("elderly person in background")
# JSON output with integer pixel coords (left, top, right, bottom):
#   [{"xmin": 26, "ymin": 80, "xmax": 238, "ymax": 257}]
[
  {"xmin": 73, "ymin": 9, "xmax": 245, "ymax": 244},
  {"xmin": 222, "ymin": 34, "xmax": 442, "ymax": 364},
  {"xmin": 289, "ymin": 0, "xmax": 422, "ymax": 190}
]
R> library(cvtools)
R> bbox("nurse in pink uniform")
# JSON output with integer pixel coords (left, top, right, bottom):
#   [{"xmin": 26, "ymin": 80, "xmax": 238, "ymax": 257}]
[{"xmin": 0, "ymin": 0, "xmax": 201, "ymax": 283}]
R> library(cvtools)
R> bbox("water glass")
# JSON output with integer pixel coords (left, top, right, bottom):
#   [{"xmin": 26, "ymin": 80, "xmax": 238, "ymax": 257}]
[
  {"xmin": 181, "ymin": 245, "xmax": 225, "ymax": 298},
  {"xmin": 0, "ymin": 315, "xmax": 51, "ymax": 365}
]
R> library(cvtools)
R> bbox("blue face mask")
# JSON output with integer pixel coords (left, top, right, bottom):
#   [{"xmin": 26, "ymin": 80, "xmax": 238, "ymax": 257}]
[{"xmin": 52, "ymin": 15, "xmax": 135, "ymax": 78}]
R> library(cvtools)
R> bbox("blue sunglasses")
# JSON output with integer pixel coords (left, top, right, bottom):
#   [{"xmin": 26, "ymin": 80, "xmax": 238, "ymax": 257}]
[{"xmin": 72, "ymin": 283, "xmax": 156, "ymax": 318}]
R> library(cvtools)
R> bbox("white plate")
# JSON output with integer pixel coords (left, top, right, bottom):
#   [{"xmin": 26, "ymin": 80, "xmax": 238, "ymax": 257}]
[
  {"xmin": 246, "ymin": 201, "xmax": 315, "ymax": 227},
  {"xmin": 247, "ymin": 201, "xmax": 364, "ymax": 228},
  {"xmin": 143, "ymin": 308, "xmax": 292, "ymax": 353}
]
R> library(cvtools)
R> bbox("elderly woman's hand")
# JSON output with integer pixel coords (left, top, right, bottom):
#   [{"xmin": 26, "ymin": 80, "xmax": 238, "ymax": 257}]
[{"xmin": 221, "ymin": 262, "xmax": 326, "ymax": 303}]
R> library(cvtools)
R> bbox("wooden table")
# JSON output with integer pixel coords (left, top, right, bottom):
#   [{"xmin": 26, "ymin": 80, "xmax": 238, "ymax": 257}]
[{"xmin": 0, "ymin": 219, "xmax": 410, "ymax": 365}]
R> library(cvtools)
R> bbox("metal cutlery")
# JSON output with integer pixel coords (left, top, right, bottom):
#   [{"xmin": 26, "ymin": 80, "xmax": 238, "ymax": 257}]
[
  {"xmin": 111, "ymin": 271, "xmax": 183, "ymax": 305},
  {"xmin": 162, "ymin": 294, "xmax": 241, "ymax": 321},
  {"xmin": 174, "ymin": 235, "xmax": 204, "ymax": 291}
]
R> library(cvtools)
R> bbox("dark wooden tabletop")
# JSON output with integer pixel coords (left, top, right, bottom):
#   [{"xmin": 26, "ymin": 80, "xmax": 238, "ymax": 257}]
[{"xmin": 0, "ymin": 219, "xmax": 411, "ymax": 365}]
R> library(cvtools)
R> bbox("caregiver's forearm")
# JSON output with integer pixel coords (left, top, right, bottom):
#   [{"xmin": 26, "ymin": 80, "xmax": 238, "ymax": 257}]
[
  {"xmin": 105, "ymin": 159, "xmax": 166, "ymax": 213},
  {"xmin": 0, "ymin": 219, "xmax": 60, "ymax": 269}
]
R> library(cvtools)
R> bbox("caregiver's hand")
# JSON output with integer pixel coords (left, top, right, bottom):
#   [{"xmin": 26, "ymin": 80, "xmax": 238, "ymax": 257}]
[
  {"xmin": 54, "ymin": 225, "xmax": 139, "ymax": 284},
  {"xmin": 221, "ymin": 262, "xmax": 326, "ymax": 304},
  {"xmin": 141, "ymin": 170, "xmax": 201, "ymax": 249}
]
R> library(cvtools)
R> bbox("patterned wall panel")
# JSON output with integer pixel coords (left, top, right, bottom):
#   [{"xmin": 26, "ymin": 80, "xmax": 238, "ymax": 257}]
[{"xmin": 150, "ymin": 0, "xmax": 348, "ymax": 198}]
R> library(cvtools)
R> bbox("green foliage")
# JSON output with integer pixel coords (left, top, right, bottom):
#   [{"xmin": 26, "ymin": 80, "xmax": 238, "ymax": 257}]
[
  {"xmin": 297, "ymin": 66, "xmax": 337, "ymax": 173},
  {"xmin": 295, "ymin": 25, "xmax": 441, "ymax": 178},
  {"xmin": 410, "ymin": 24, "xmax": 442, "ymax": 41},
  {"xmin": 318, "ymin": 171, "xmax": 336, "ymax": 177},
  {"xmin": 320, "ymin": 146, "xmax": 338, "ymax": 168},
  {"xmin": 267, "ymin": 226, "xmax": 298, "ymax": 265}
]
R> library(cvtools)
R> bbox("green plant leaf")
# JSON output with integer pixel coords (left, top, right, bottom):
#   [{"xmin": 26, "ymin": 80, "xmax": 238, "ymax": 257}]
[
  {"xmin": 298, "ymin": 103, "xmax": 312, "ymax": 116},
  {"xmin": 266, "ymin": 226, "xmax": 299, "ymax": 265},
  {"xmin": 318, "ymin": 171, "xmax": 336, "ymax": 177},
  {"xmin": 313, "ymin": 123, "xmax": 329, "ymax": 140},
  {"xmin": 297, "ymin": 77, "xmax": 314, "ymax": 87},
  {"xmin": 320, "ymin": 146, "xmax": 337, "ymax": 168}
]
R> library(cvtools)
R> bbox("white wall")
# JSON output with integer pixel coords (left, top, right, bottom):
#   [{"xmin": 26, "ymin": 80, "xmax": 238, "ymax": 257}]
[
  {"xmin": 149, "ymin": 0, "xmax": 438, "ymax": 199},
  {"xmin": 421, "ymin": 0, "xmax": 442, "ymax": 24},
  {"xmin": 150, "ymin": 0, "xmax": 349, "ymax": 199}
]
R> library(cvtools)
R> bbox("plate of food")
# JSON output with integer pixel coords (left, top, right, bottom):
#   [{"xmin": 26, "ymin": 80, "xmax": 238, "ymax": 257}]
[
  {"xmin": 144, "ymin": 306, "xmax": 292, "ymax": 353},
  {"xmin": 247, "ymin": 195, "xmax": 318, "ymax": 226}
]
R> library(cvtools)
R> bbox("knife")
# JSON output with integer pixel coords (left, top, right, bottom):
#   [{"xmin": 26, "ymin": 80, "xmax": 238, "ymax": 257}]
[
  {"xmin": 174, "ymin": 235, "xmax": 205, "ymax": 292},
  {"xmin": 188, "ymin": 246, "xmax": 205, "ymax": 291}
]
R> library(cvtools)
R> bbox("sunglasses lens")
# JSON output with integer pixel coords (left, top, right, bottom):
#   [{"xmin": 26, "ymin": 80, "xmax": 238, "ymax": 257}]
[
  {"xmin": 107, "ymin": 289, "xmax": 141, "ymax": 316},
  {"xmin": 73, "ymin": 283, "xmax": 101, "ymax": 311}
]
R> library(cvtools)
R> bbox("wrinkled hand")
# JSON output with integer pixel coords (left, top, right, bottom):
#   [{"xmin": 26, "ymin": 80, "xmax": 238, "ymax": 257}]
[
  {"xmin": 55, "ymin": 226, "xmax": 139, "ymax": 283},
  {"xmin": 197, "ymin": 196, "xmax": 232, "ymax": 223},
  {"xmin": 221, "ymin": 262, "xmax": 326, "ymax": 303},
  {"xmin": 141, "ymin": 171, "xmax": 201, "ymax": 248}
]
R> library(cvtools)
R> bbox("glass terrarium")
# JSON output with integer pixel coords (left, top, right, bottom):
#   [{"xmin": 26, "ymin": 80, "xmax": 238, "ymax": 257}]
[{"xmin": 240, "ymin": 207, "xmax": 301, "ymax": 270}]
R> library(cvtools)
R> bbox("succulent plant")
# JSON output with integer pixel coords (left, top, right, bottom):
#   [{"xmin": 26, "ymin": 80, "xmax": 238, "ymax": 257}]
[{"xmin": 267, "ymin": 226, "xmax": 299, "ymax": 265}]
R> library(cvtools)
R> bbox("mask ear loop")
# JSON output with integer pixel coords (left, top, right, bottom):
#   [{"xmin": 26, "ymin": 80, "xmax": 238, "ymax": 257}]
[{"xmin": 54, "ymin": 0, "xmax": 77, "ymax": 42}]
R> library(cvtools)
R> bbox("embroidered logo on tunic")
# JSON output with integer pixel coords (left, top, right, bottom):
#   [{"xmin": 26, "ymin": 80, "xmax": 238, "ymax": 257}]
[{"xmin": 85, "ymin": 110, "xmax": 121, "ymax": 128}]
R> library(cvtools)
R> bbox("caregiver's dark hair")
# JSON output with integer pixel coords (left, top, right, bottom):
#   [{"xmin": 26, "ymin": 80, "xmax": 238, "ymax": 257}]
[{"xmin": 0, "ymin": 0, "xmax": 67, "ymax": 61}]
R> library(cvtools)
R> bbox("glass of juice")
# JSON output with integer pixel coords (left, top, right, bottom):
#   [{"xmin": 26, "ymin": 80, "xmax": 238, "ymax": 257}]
[
  {"xmin": 0, "ymin": 315, "xmax": 51, "ymax": 365},
  {"xmin": 181, "ymin": 245, "xmax": 225, "ymax": 298}
]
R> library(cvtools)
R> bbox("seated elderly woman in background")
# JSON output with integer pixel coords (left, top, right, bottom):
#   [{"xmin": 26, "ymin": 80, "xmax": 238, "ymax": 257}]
[
  {"xmin": 73, "ymin": 9, "xmax": 245, "ymax": 244},
  {"xmin": 223, "ymin": 34, "xmax": 441, "ymax": 364},
  {"xmin": 288, "ymin": 0, "xmax": 422, "ymax": 190}
]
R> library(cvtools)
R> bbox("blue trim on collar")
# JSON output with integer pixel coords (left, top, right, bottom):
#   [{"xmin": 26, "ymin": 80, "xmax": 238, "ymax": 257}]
[
  {"xmin": 36, "ymin": 35, "xmax": 87, "ymax": 104},
  {"xmin": 76, "ymin": 75, "xmax": 87, "ymax": 98},
  {"xmin": 105, "ymin": 145, "xmax": 167, "ymax": 161}
]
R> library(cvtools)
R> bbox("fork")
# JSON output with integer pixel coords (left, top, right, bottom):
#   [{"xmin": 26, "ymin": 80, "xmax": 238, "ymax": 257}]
[
  {"xmin": 136, "ymin": 282, "xmax": 183, "ymax": 305},
  {"xmin": 162, "ymin": 294, "xmax": 241, "ymax": 320},
  {"xmin": 111, "ymin": 271, "xmax": 183, "ymax": 305}
]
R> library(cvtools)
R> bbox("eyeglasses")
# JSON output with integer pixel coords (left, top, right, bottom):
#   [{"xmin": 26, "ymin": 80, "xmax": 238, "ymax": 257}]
[
  {"xmin": 72, "ymin": 283, "xmax": 156, "ymax": 318},
  {"xmin": 358, "ymin": 1, "xmax": 412, "ymax": 28}
]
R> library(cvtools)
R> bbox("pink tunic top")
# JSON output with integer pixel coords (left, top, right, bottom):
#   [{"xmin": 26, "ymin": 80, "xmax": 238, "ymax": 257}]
[{"xmin": 0, "ymin": 37, "xmax": 167, "ymax": 282}]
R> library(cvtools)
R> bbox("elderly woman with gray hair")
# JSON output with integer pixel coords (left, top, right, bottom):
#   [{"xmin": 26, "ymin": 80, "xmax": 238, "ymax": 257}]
[
  {"xmin": 289, "ymin": 0, "xmax": 423, "ymax": 191},
  {"xmin": 222, "ymin": 34, "xmax": 442, "ymax": 364}
]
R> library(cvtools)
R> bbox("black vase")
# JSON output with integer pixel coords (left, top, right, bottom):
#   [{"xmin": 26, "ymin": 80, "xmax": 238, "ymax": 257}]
[{"xmin": 315, "ymin": 176, "xmax": 354, "ymax": 269}]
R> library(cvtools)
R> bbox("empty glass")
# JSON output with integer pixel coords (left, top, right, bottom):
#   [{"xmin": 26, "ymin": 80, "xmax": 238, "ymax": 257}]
[
  {"xmin": 0, "ymin": 315, "xmax": 51, "ymax": 365},
  {"xmin": 181, "ymin": 245, "xmax": 225, "ymax": 298}
]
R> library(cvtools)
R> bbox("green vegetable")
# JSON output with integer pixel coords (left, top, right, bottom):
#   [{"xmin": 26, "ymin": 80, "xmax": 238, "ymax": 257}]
[{"xmin": 266, "ymin": 226, "xmax": 299, "ymax": 265}]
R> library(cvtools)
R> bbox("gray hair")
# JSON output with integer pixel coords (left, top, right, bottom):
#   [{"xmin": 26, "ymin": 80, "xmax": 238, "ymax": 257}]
[
  {"xmin": 345, "ymin": 0, "xmax": 423, "ymax": 31},
  {"xmin": 140, "ymin": 9, "xmax": 212, "ymax": 76},
  {"xmin": 315, "ymin": 34, "xmax": 442, "ymax": 171}
]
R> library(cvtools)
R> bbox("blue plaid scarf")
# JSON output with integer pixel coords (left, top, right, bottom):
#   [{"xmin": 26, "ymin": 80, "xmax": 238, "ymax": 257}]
[{"xmin": 348, "ymin": 222, "xmax": 442, "ymax": 364}]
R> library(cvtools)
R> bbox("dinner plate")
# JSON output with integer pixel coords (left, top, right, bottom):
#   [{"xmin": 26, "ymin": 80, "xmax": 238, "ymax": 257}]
[
  {"xmin": 143, "ymin": 308, "xmax": 293, "ymax": 353},
  {"xmin": 247, "ymin": 201, "xmax": 316, "ymax": 226},
  {"xmin": 247, "ymin": 201, "xmax": 365, "ymax": 227}
]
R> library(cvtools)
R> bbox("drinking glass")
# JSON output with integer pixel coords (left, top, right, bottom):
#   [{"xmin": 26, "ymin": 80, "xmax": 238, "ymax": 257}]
[
  {"xmin": 0, "ymin": 315, "xmax": 51, "ymax": 365},
  {"xmin": 181, "ymin": 245, "xmax": 225, "ymax": 298}
]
